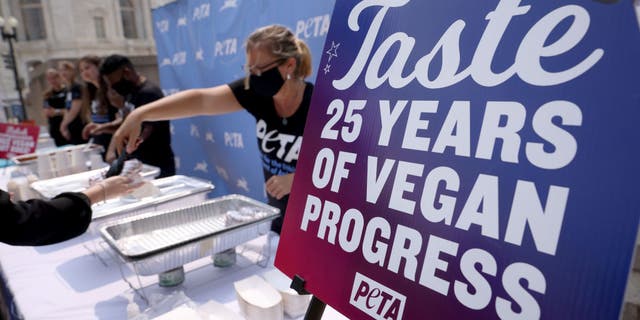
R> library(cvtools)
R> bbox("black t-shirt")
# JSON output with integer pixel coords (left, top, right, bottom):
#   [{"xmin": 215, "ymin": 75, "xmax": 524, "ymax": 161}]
[
  {"xmin": 45, "ymin": 88, "xmax": 67, "ymax": 110},
  {"xmin": 0, "ymin": 189, "xmax": 92, "ymax": 246},
  {"xmin": 65, "ymin": 83, "xmax": 88, "ymax": 145},
  {"xmin": 127, "ymin": 81, "xmax": 176, "ymax": 178},
  {"xmin": 65, "ymin": 83, "xmax": 83, "ymax": 107},
  {"xmin": 228, "ymin": 78, "xmax": 313, "ymax": 233},
  {"xmin": 45, "ymin": 88, "xmax": 70, "ymax": 146}
]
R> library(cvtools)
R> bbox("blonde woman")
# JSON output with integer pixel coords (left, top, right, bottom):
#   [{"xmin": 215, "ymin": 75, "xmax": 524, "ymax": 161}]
[{"xmin": 111, "ymin": 25, "xmax": 314, "ymax": 234}]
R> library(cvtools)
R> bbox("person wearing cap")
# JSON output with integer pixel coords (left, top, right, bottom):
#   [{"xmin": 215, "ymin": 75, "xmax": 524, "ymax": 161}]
[{"xmin": 100, "ymin": 54, "xmax": 176, "ymax": 178}]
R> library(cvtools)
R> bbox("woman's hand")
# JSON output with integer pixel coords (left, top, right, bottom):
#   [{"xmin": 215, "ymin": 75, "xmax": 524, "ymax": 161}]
[
  {"xmin": 107, "ymin": 88, "xmax": 125, "ymax": 109},
  {"xmin": 101, "ymin": 175, "xmax": 144, "ymax": 199},
  {"xmin": 83, "ymin": 175, "xmax": 144, "ymax": 205},
  {"xmin": 265, "ymin": 173, "xmax": 294, "ymax": 200},
  {"xmin": 82, "ymin": 123, "xmax": 98, "ymax": 140},
  {"xmin": 43, "ymin": 107, "xmax": 56, "ymax": 118},
  {"xmin": 60, "ymin": 125, "xmax": 71, "ymax": 140},
  {"xmin": 112, "ymin": 109, "xmax": 144, "ymax": 155}
]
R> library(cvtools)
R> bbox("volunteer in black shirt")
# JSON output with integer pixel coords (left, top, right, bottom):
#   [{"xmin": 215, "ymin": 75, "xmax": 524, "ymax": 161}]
[
  {"xmin": 100, "ymin": 55, "xmax": 176, "ymax": 178},
  {"xmin": 111, "ymin": 25, "xmax": 313, "ymax": 234},
  {"xmin": 59, "ymin": 60, "xmax": 88, "ymax": 145},
  {"xmin": 42, "ymin": 68, "xmax": 68, "ymax": 147}
]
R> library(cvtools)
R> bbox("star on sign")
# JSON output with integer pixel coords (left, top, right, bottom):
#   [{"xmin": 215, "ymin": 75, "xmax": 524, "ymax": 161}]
[
  {"xmin": 205, "ymin": 131, "xmax": 215, "ymax": 142},
  {"xmin": 323, "ymin": 64, "xmax": 331, "ymax": 74},
  {"xmin": 195, "ymin": 48, "xmax": 204, "ymax": 61},
  {"xmin": 326, "ymin": 41, "xmax": 339, "ymax": 62}
]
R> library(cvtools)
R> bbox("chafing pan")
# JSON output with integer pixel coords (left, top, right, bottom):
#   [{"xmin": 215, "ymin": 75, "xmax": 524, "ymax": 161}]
[{"xmin": 100, "ymin": 194, "xmax": 279, "ymax": 275}]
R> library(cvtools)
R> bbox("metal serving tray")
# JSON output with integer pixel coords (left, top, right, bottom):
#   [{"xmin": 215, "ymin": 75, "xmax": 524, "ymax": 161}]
[
  {"xmin": 30, "ymin": 164, "xmax": 160, "ymax": 199},
  {"xmin": 92, "ymin": 175, "xmax": 214, "ymax": 222},
  {"xmin": 100, "ymin": 194, "xmax": 279, "ymax": 275}
]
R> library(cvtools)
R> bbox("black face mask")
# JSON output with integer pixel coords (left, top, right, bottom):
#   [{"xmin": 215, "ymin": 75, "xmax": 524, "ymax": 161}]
[
  {"xmin": 249, "ymin": 66, "xmax": 285, "ymax": 97},
  {"xmin": 111, "ymin": 78, "xmax": 137, "ymax": 97}
]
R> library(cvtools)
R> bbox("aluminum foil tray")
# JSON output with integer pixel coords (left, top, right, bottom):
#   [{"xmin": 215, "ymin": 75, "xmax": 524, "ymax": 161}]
[
  {"xmin": 30, "ymin": 164, "xmax": 160, "ymax": 199},
  {"xmin": 92, "ymin": 175, "xmax": 214, "ymax": 222},
  {"xmin": 100, "ymin": 194, "xmax": 280, "ymax": 275}
]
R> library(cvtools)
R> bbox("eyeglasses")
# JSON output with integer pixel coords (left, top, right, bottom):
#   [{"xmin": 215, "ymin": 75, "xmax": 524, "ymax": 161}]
[{"xmin": 243, "ymin": 58, "xmax": 286, "ymax": 76}]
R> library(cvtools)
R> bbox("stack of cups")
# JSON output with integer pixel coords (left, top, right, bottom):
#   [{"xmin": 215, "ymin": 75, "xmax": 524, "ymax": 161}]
[
  {"xmin": 69, "ymin": 148, "xmax": 87, "ymax": 174},
  {"xmin": 89, "ymin": 153, "xmax": 106, "ymax": 170},
  {"xmin": 54, "ymin": 150, "xmax": 69, "ymax": 177},
  {"xmin": 36, "ymin": 153, "xmax": 54, "ymax": 179}
]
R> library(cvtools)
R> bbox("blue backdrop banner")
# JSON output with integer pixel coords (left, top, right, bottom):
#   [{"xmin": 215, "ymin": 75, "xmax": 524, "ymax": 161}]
[{"xmin": 151, "ymin": 0, "xmax": 335, "ymax": 201}]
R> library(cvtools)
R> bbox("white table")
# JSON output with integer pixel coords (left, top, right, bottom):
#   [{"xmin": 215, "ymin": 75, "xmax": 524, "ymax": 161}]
[
  {"xmin": 0, "ymin": 167, "xmax": 346, "ymax": 319},
  {"xmin": 0, "ymin": 232, "xmax": 348, "ymax": 320}
]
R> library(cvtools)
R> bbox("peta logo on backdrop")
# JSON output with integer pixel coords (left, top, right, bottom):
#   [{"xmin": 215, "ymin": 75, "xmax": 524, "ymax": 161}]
[
  {"xmin": 224, "ymin": 132, "xmax": 244, "ymax": 148},
  {"xmin": 156, "ymin": 19, "xmax": 169, "ymax": 33},
  {"xmin": 215, "ymin": 38, "xmax": 237, "ymax": 56},
  {"xmin": 295, "ymin": 14, "xmax": 330, "ymax": 39},
  {"xmin": 172, "ymin": 51, "xmax": 187, "ymax": 65},
  {"xmin": 350, "ymin": 273, "xmax": 405, "ymax": 320},
  {"xmin": 193, "ymin": 3, "xmax": 210, "ymax": 20}
]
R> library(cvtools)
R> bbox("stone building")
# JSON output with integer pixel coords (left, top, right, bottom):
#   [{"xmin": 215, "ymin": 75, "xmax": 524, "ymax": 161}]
[{"xmin": 0, "ymin": 0, "xmax": 158, "ymax": 125}]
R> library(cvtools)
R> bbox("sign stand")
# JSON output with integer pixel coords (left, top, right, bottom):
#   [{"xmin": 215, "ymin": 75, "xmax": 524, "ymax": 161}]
[{"xmin": 291, "ymin": 275, "xmax": 326, "ymax": 320}]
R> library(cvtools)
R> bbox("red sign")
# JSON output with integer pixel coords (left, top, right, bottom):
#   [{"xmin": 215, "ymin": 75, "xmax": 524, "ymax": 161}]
[{"xmin": 0, "ymin": 123, "xmax": 40, "ymax": 159}]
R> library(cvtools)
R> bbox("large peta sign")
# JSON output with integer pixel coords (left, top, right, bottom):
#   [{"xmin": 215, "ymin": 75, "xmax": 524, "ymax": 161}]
[{"xmin": 275, "ymin": 1, "xmax": 640, "ymax": 319}]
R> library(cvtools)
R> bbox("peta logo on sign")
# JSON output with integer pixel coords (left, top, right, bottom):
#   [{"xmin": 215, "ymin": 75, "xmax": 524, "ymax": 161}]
[{"xmin": 350, "ymin": 272, "xmax": 406, "ymax": 320}]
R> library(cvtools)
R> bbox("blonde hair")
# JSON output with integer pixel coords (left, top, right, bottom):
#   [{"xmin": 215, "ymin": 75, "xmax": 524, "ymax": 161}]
[
  {"xmin": 58, "ymin": 60, "xmax": 90, "ymax": 122},
  {"xmin": 246, "ymin": 25, "xmax": 312, "ymax": 79},
  {"xmin": 44, "ymin": 68, "xmax": 62, "ymax": 99},
  {"xmin": 58, "ymin": 60, "xmax": 75, "ymax": 73}
]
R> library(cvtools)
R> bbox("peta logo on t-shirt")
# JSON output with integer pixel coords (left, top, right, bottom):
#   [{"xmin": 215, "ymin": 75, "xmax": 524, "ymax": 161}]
[{"xmin": 256, "ymin": 119, "xmax": 302, "ymax": 163}]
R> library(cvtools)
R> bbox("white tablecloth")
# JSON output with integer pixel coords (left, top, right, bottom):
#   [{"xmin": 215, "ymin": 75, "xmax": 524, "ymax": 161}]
[
  {"xmin": 0, "ymin": 232, "xmax": 348, "ymax": 320},
  {"xmin": 0, "ymin": 165, "xmax": 347, "ymax": 319}
]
